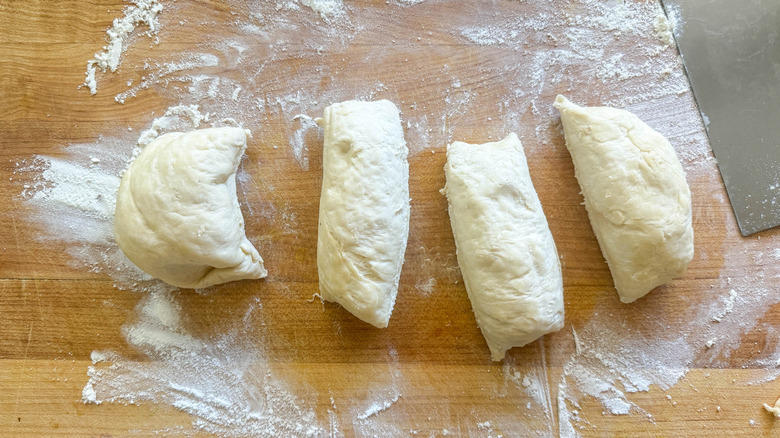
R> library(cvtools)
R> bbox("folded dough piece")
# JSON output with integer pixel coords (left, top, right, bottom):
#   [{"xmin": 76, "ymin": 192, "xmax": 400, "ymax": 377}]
[
  {"xmin": 114, "ymin": 127, "xmax": 267, "ymax": 289},
  {"xmin": 554, "ymin": 95, "xmax": 694, "ymax": 303},
  {"xmin": 317, "ymin": 100, "xmax": 410, "ymax": 328},
  {"xmin": 444, "ymin": 133, "xmax": 564, "ymax": 361}
]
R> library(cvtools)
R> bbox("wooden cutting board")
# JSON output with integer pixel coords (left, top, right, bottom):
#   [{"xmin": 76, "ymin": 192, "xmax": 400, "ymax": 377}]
[{"xmin": 2, "ymin": 1, "xmax": 780, "ymax": 436}]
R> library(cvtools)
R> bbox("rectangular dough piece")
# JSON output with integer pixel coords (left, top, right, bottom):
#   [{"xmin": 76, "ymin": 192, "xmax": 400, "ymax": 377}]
[
  {"xmin": 316, "ymin": 100, "xmax": 410, "ymax": 328},
  {"xmin": 443, "ymin": 133, "xmax": 564, "ymax": 361}
]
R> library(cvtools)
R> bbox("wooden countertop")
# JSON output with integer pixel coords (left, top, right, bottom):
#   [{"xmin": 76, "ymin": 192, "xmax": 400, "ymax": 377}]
[{"xmin": 3, "ymin": 1, "xmax": 780, "ymax": 436}]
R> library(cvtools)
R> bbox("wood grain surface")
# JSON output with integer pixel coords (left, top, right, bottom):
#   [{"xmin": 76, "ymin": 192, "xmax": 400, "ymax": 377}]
[{"xmin": 2, "ymin": 1, "xmax": 780, "ymax": 437}]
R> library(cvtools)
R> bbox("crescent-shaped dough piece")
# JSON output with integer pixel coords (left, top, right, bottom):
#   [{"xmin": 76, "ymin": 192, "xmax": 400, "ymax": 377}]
[
  {"xmin": 114, "ymin": 127, "xmax": 267, "ymax": 289},
  {"xmin": 444, "ymin": 133, "xmax": 564, "ymax": 361},
  {"xmin": 554, "ymin": 95, "xmax": 694, "ymax": 303},
  {"xmin": 316, "ymin": 100, "xmax": 410, "ymax": 328}
]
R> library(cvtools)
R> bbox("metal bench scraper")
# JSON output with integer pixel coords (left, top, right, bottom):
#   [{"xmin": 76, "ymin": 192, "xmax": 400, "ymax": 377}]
[{"xmin": 661, "ymin": 0, "xmax": 780, "ymax": 236}]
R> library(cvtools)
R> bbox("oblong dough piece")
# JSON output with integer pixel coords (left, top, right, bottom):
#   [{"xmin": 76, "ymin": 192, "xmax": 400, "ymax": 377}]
[
  {"xmin": 317, "ymin": 100, "xmax": 410, "ymax": 328},
  {"xmin": 114, "ymin": 127, "xmax": 267, "ymax": 289},
  {"xmin": 444, "ymin": 133, "xmax": 564, "ymax": 361},
  {"xmin": 554, "ymin": 95, "xmax": 694, "ymax": 303}
]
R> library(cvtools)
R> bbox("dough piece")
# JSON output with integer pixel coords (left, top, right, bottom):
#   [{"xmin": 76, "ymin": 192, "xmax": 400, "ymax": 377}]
[
  {"xmin": 444, "ymin": 133, "xmax": 564, "ymax": 361},
  {"xmin": 554, "ymin": 95, "xmax": 694, "ymax": 303},
  {"xmin": 114, "ymin": 127, "xmax": 267, "ymax": 289},
  {"xmin": 317, "ymin": 100, "xmax": 410, "ymax": 328},
  {"xmin": 765, "ymin": 399, "xmax": 780, "ymax": 417}
]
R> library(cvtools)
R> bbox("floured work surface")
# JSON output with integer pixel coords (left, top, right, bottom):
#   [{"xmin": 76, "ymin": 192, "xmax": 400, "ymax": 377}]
[{"xmin": 2, "ymin": 1, "xmax": 780, "ymax": 436}]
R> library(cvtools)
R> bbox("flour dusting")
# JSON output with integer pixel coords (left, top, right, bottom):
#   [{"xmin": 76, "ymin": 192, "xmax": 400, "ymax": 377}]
[
  {"xmin": 15, "ymin": 138, "xmax": 155, "ymax": 289},
  {"xmin": 84, "ymin": 0, "xmax": 164, "ymax": 95},
  {"xmin": 137, "ymin": 104, "xmax": 209, "ymax": 147},
  {"xmin": 300, "ymin": 0, "xmax": 345, "ymax": 20},
  {"xmin": 87, "ymin": 294, "xmax": 322, "ymax": 437},
  {"xmin": 17, "ymin": 0, "xmax": 779, "ymax": 435},
  {"xmin": 653, "ymin": 12, "xmax": 675, "ymax": 48},
  {"xmin": 290, "ymin": 114, "xmax": 319, "ymax": 170},
  {"xmin": 414, "ymin": 277, "xmax": 436, "ymax": 296},
  {"xmin": 356, "ymin": 393, "xmax": 401, "ymax": 420},
  {"xmin": 711, "ymin": 289, "xmax": 738, "ymax": 323}
]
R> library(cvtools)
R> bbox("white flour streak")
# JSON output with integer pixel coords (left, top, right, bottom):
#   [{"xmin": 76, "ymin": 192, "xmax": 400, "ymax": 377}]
[
  {"xmin": 414, "ymin": 277, "xmax": 435, "ymax": 296},
  {"xmin": 84, "ymin": 0, "xmax": 164, "ymax": 94},
  {"xmin": 31, "ymin": 159, "xmax": 119, "ymax": 222},
  {"xmin": 394, "ymin": 0, "xmax": 427, "ymax": 5},
  {"xmin": 356, "ymin": 393, "xmax": 401, "ymax": 420},
  {"xmin": 290, "ymin": 114, "xmax": 319, "ymax": 170},
  {"xmin": 137, "ymin": 104, "xmax": 208, "ymax": 147},
  {"xmin": 504, "ymin": 360, "xmax": 552, "ymax": 416},
  {"xmin": 122, "ymin": 289, "xmax": 204, "ymax": 355},
  {"xmin": 493, "ymin": 343, "xmax": 556, "ymax": 436},
  {"xmin": 460, "ymin": 26, "xmax": 513, "ymax": 46},
  {"xmin": 300, "ymin": 0, "xmax": 345, "ymax": 20},
  {"xmin": 711, "ymin": 289, "xmax": 738, "ymax": 322},
  {"xmin": 404, "ymin": 116, "xmax": 432, "ymax": 156},
  {"xmin": 115, "ymin": 53, "xmax": 221, "ymax": 104},
  {"xmin": 560, "ymin": 324, "xmax": 692, "ymax": 418},
  {"xmin": 442, "ymin": 87, "xmax": 473, "ymax": 145},
  {"xmin": 15, "ymin": 137, "xmax": 157, "ymax": 289}
]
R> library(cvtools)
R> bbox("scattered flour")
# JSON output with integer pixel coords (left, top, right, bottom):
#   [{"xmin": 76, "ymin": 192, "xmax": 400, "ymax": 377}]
[
  {"xmin": 414, "ymin": 277, "xmax": 436, "ymax": 296},
  {"xmin": 356, "ymin": 394, "xmax": 401, "ymax": 420},
  {"xmin": 86, "ymin": 299, "xmax": 323, "ymax": 437},
  {"xmin": 290, "ymin": 114, "xmax": 319, "ymax": 170},
  {"xmin": 136, "ymin": 104, "xmax": 209, "ymax": 147},
  {"xmin": 476, "ymin": 421, "xmax": 491, "ymax": 429},
  {"xmin": 84, "ymin": 0, "xmax": 164, "ymax": 94},
  {"xmin": 300, "ymin": 0, "xmax": 345, "ymax": 20},
  {"xmin": 18, "ymin": 0, "xmax": 779, "ymax": 436},
  {"xmin": 711, "ymin": 289, "xmax": 738, "ymax": 322},
  {"xmin": 16, "ymin": 138, "xmax": 154, "ymax": 289},
  {"xmin": 460, "ymin": 27, "xmax": 513, "ymax": 46},
  {"xmin": 122, "ymin": 289, "xmax": 204, "ymax": 355},
  {"xmin": 82, "ymin": 381, "xmax": 100, "ymax": 405},
  {"xmin": 653, "ymin": 12, "xmax": 675, "ymax": 48},
  {"xmin": 30, "ymin": 159, "xmax": 119, "ymax": 221},
  {"xmin": 115, "ymin": 53, "xmax": 222, "ymax": 104},
  {"xmin": 572, "ymin": 326, "xmax": 582, "ymax": 355}
]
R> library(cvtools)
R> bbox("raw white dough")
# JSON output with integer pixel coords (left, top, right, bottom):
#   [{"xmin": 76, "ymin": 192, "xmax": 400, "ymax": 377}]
[
  {"xmin": 444, "ymin": 133, "xmax": 564, "ymax": 361},
  {"xmin": 316, "ymin": 100, "xmax": 410, "ymax": 328},
  {"xmin": 554, "ymin": 95, "xmax": 694, "ymax": 303},
  {"xmin": 114, "ymin": 127, "xmax": 267, "ymax": 289},
  {"xmin": 765, "ymin": 399, "xmax": 780, "ymax": 417}
]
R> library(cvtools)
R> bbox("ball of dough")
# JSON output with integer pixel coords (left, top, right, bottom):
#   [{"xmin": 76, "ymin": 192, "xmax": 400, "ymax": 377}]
[
  {"xmin": 114, "ymin": 127, "xmax": 267, "ymax": 289},
  {"xmin": 554, "ymin": 95, "xmax": 694, "ymax": 303}
]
